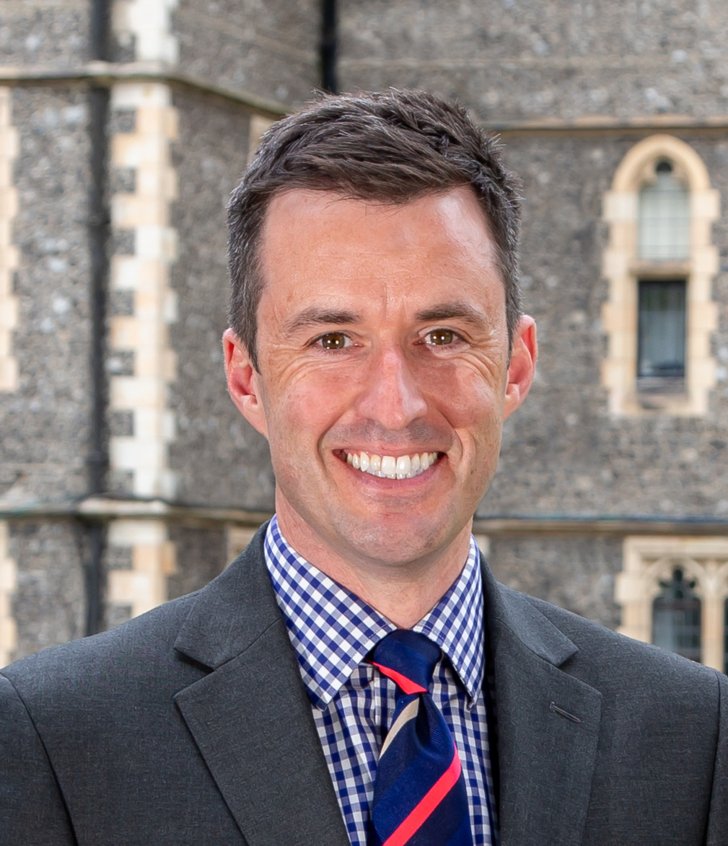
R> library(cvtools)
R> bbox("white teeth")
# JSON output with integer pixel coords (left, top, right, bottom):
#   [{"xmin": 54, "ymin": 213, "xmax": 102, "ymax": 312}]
[
  {"xmin": 345, "ymin": 450, "xmax": 438, "ymax": 480},
  {"xmin": 396, "ymin": 456, "xmax": 411, "ymax": 479},
  {"xmin": 381, "ymin": 456, "xmax": 396, "ymax": 478}
]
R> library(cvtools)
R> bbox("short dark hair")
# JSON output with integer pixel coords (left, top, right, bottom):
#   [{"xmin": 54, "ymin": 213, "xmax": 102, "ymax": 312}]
[{"xmin": 227, "ymin": 89, "xmax": 522, "ymax": 370}]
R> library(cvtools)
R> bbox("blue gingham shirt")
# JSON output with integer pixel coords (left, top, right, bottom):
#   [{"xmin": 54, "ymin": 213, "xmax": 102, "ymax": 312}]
[{"xmin": 264, "ymin": 516, "xmax": 497, "ymax": 845}]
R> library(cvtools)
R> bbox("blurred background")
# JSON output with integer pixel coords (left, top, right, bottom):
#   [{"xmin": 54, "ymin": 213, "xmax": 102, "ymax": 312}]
[{"xmin": 1, "ymin": 0, "xmax": 727, "ymax": 670}]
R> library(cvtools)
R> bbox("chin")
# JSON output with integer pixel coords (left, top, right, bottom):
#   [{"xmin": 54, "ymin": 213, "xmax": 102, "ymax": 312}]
[{"xmin": 347, "ymin": 521, "xmax": 457, "ymax": 567}]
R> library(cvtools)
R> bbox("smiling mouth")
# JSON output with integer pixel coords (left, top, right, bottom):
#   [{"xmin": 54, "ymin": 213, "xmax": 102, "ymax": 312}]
[{"xmin": 343, "ymin": 450, "xmax": 439, "ymax": 480}]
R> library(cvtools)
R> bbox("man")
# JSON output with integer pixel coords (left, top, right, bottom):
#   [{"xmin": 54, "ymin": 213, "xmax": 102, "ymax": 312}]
[{"xmin": 1, "ymin": 90, "xmax": 726, "ymax": 845}]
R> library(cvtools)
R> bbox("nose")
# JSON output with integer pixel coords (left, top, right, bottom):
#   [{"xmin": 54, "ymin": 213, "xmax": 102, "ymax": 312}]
[{"xmin": 355, "ymin": 346, "xmax": 428, "ymax": 430}]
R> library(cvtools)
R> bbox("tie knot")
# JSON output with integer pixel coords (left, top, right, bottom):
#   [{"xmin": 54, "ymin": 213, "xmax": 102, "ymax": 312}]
[{"xmin": 370, "ymin": 629, "xmax": 441, "ymax": 694}]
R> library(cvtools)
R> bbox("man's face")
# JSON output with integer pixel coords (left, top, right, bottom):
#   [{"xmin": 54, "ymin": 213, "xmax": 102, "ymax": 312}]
[{"xmin": 225, "ymin": 186, "xmax": 535, "ymax": 580}]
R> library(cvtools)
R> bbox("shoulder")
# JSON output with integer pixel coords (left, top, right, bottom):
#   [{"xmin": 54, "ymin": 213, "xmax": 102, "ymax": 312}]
[
  {"xmin": 1, "ymin": 588, "xmax": 202, "ymax": 708},
  {"xmin": 2, "ymin": 522, "xmax": 271, "ymax": 693},
  {"xmin": 1, "ymin": 523, "xmax": 273, "ymax": 713},
  {"xmin": 502, "ymin": 584, "xmax": 726, "ymax": 705}
]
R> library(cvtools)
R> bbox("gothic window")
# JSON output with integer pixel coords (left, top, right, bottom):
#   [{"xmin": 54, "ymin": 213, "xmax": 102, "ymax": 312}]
[
  {"xmin": 602, "ymin": 136, "xmax": 719, "ymax": 416},
  {"xmin": 617, "ymin": 537, "xmax": 728, "ymax": 671}
]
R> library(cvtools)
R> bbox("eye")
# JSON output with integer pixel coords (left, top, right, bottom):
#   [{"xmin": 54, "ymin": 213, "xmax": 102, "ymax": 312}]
[
  {"xmin": 424, "ymin": 328, "xmax": 459, "ymax": 347},
  {"xmin": 315, "ymin": 332, "xmax": 352, "ymax": 351}
]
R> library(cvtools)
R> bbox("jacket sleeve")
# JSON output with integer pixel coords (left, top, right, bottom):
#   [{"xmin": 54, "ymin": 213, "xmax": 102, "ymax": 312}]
[
  {"xmin": 0, "ymin": 673, "xmax": 76, "ymax": 844},
  {"xmin": 706, "ymin": 670, "xmax": 728, "ymax": 846}
]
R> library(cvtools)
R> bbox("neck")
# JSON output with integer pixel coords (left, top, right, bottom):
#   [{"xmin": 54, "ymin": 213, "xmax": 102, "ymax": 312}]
[
  {"xmin": 345, "ymin": 570, "xmax": 464, "ymax": 628},
  {"xmin": 274, "ymin": 510, "xmax": 472, "ymax": 628}
]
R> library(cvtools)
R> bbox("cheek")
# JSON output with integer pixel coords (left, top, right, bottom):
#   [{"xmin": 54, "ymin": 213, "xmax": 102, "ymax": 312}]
[
  {"xmin": 263, "ymin": 374, "xmax": 347, "ymax": 450},
  {"xmin": 437, "ymin": 366, "xmax": 504, "ymax": 425},
  {"xmin": 441, "ymin": 374, "xmax": 505, "ymax": 478}
]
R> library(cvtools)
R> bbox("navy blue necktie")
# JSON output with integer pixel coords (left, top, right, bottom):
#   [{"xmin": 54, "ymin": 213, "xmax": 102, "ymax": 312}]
[{"xmin": 368, "ymin": 629, "xmax": 474, "ymax": 845}]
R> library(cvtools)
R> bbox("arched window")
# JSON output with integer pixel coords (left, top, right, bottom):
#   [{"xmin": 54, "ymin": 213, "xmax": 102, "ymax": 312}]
[
  {"xmin": 602, "ymin": 136, "xmax": 719, "ymax": 416},
  {"xmin": 636, "ymin": 159, "xmax": 690, "ymax": 388},
  {"xmin": 617, "ymin": 537, "xmax": 728, "ymax": 671}
]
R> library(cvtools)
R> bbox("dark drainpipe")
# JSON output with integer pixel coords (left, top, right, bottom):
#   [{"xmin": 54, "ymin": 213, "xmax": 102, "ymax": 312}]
[
  {"xmin": 83, "ymin": 0, "xmax": 112, "ymax": 635},
  {"xmin": 320, "ymin": 0, "xmax": 338, "ymax": 93}
]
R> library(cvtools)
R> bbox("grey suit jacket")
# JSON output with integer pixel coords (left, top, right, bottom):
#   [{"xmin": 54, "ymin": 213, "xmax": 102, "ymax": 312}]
[{"xmin": 1, "ymin": 524, "xmax": 726, "ymax": 845}]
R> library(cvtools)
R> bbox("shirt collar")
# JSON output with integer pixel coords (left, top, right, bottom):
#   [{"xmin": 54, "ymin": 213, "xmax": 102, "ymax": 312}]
[{"xmin": 264, "ymin": 515, "xmax": 485, "ymax": 709}]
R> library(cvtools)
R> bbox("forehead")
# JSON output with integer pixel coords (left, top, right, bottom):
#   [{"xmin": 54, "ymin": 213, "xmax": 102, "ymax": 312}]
[{"xmin": 257, "ymin": 187, "xmax": 504, "ymax": 312}]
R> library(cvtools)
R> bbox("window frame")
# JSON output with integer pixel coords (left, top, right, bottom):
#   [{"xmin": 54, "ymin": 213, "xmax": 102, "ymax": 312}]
[
  {"xmin": 601, "ymin": 135, "xmax": 719, "ymax": 417},
  {"xmin": 616, "ymin": 536, "xmax": 728, "ymax": 671}
]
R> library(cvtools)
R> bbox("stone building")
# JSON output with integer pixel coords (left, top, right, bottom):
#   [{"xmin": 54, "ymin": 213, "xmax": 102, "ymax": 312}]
[{"xmin": 1, "ymin": 0, "xmax": 727, "ymax": 669}]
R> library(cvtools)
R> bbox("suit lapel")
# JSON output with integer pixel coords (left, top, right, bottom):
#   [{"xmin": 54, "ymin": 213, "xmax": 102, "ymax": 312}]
[
  {"xmin": 173, "ymin": 527, "xmax": 349, "ymax": 846},
  {"xmin": 483, "ymin": 565, "xmax": 602, "ymax": 846},
  {"xmin": 171, "ymin": 526, "xmax": 602, "ymax": 845}
]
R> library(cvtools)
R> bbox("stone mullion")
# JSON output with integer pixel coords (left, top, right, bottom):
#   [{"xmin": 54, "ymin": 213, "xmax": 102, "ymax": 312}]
[
  {"xmin": 701, "ymin": 592, "xmax": 724, "ymax": 671},
  {"xmin": 616, "ymin": 544, "xmax": 661, "ymax": 643},
  {"xmin": 696, "ymin": 560, "xmax": 728, "ymax": 672}
]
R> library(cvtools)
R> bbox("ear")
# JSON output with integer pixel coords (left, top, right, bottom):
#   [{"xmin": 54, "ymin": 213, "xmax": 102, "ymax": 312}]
[
  {"xmin": 222, "ymin": 328, "xmax": 268, "ymax": 438},
  {"xmin": 503, "ymin": 315, "xmax": 537, "ymax": 420}
]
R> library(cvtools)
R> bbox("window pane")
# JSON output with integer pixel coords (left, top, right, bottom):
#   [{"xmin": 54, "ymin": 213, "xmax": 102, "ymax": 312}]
[
  {"xmin": 638, "ymin": 279, "xmax": 686, "ymax": 378},
  {"xmin": 652, "ymin": 568, "xmax": 701, "ymax": 662},
  {"xmin": 638, "ymin": 161, "xmax": 690, "ymax": 260}
]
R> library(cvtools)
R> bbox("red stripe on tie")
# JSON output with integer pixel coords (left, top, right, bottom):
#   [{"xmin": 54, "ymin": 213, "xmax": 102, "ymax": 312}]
[
  {"xmin": 372, "ymin": 661, "xmax": 427, "ymax": 695},
  {"xmin": 382, "ymin": 744, "xmax": 463, "ymax": 846}
]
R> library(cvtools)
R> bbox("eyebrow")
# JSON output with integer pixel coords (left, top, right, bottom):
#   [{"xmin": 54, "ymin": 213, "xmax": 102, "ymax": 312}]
[
  {"xmin": 415, "ymin": 301, "xmax": 490, "ymax": 329},
  {"xmin": 284, "ymin": 307, "xmax": 361, "ymax": 334}
]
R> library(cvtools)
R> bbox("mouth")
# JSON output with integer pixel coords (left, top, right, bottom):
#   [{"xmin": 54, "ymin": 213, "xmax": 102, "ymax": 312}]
[{"xmin": 341, "ymin": 449, "xmax": 440, "ymax": 480}]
